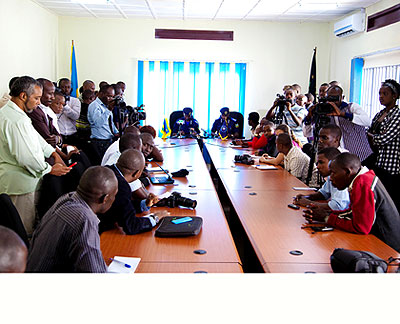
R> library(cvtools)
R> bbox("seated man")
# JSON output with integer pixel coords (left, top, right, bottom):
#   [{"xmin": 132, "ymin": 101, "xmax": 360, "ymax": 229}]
[
  {"xmin": 240, "ymin": 119, "xmax": 278, "ymax": 157},
  {"xmin": 141, "ymin": 132, "xmax": 157, "ymax": 161},
  {"xmin": 172, "ymin": 107, "xmax": 200, "ymax": 138},
  {"xmin": 102, "ymin": 133, "xmax": 149, "ymax": 200},
  {"xmin": 26, "ymin": 166, "xmax": 118, "ymax": 273},
  {"xmin": 304, "ymin": 153, "xmax": 400, "ymax": 252},
  {"xmin": 317, "ymin": 124, "xmax": 348, "ymax": 152},
  {"xmin": 294, "ymin": 147, "xmax": 350, "ymax": 211},
  {"xmin": 140, "ymin": 125, "xmax": 164, "ymax": 162},
  {"xmin": 98, "ymin": 149, "xmax": 161, "ymax": 235},
  {"xmin": 276, "ymin": 133, "xmax": 317, "ymax": 186},
  {"xmin": 0, "ymin": 226, "xmax": 28, "ymax": 273},
  {"xmin": 101, "ymin": 125, "xmax": 140, "ymax": 166},
  {"xmin": 248, "ymin": 112, "xmax": 260, "ymax": 138},
  {"xmin": 211, "ymin": 107, "xmax": 240, "ymax": 139}
]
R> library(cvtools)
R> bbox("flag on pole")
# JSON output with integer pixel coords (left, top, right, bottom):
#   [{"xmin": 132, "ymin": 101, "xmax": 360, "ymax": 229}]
[
  {"xmin": 308, "ymin": 47, "xmax": 317, "ymax": 102},
  {"xmin": 160, "ymin": 118, "xmax": 171, "ymax": 139},
  {"xmin": 70, "ymin": 40, "xmax": 78, "ymax": 98}
]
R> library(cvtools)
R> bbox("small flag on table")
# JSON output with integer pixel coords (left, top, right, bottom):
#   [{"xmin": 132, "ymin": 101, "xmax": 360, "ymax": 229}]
[{"xmin": 161, "ymin": 118, "xmax": 171, "ymax": 139}]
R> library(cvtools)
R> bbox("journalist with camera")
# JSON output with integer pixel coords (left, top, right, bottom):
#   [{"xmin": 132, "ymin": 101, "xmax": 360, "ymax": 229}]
[
  {"xmin": 266, "ymin": 87, "xmax": 308, "ymax": 145},
  {"xmin": 303, "ymin": 85, "xmax": 372, "ymax": 161},
  {"xmin": 172, "ymin": 107, "xmax": 200, "ymax": 138}
]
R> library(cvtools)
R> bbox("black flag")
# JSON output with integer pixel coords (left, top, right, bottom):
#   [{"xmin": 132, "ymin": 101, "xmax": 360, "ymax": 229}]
[{"xmin": 308, "ymin": 47, "xmax": 317, "ymax": 102}]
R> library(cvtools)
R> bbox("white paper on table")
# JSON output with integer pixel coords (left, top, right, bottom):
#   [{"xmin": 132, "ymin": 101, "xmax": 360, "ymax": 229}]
[
  {"xmin": 251, "ymin": 164, "xmax": 277, "ymax": 170},
  {"xmin": 292, "ymin": 187, "xmax": 318, "ymax": 191},
  {"xmin": 108, "ymin": 256, "xmax": 141, "ymax": 273}
]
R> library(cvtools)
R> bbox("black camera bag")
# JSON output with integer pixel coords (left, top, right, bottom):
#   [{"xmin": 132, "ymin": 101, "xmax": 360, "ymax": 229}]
[{"xmin": 330, "ymin": 248, "xmax": 388, "ymax": 273}]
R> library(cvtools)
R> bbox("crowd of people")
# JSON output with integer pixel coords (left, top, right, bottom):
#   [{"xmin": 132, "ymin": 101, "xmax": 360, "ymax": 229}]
[{"xmin": 0, "ymin": 75, "xmax": 400, "ymax": 272}]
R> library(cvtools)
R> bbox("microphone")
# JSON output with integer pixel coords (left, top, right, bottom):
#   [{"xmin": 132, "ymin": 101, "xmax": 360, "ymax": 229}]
[{"xmin": 153, "ymin": 161, "xmax": 174, "ymax": 182}]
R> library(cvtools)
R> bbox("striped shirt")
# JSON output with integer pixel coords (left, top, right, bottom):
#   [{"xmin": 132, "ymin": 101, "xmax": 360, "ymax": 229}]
[
  {"xmin": 26, "ymin": 192, "xmax": 107, "ymax": 273},
  {"xmin": 371, "ymin": 106, "xmax": 400, "ymax": 175},
  {"xmin": 283, "ymin": 146, "xmax": 318, "ymax": 187}
]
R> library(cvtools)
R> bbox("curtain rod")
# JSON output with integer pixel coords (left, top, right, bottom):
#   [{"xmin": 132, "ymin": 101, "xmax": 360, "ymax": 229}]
[{"xmin": 354, "ymin": 46, "xmax": 400, "ymax": 59}]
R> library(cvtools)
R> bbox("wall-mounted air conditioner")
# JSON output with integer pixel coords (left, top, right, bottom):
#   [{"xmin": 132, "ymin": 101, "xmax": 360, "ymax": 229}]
[{"xmin": 334, "ymin": 10, "xmax": 365, "ymax": 38}]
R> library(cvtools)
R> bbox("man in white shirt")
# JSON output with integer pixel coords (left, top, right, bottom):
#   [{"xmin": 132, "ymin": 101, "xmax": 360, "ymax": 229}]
[
  {"xmin": 58, "ymin": 78, "xmax": 81, "ymax": 146},
  {"xmin": 0, "ymin": 76, "xmax": 71, "ymax": 235}
]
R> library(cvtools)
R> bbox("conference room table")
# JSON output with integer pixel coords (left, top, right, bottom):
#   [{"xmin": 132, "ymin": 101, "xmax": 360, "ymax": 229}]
[
  {"xmin": 100, "ymin": 139, "xmax": 243, "ymax": 273},
  {"xmin": 101, "ymin": 137, "xmax": 400, "ymax": 273},
  {"xmin": 203, "ymin": 138, "xmax": 400, "ymax": 273}
]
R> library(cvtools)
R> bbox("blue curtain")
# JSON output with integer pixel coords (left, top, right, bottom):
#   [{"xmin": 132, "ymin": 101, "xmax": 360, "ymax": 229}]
[
  {"xmin": 350, "ymin": 58, "xmax": 364, "ymax": 104},
  {"xmin": 138, "ymin": 60, "xmax": 247, "ymax": 134}
]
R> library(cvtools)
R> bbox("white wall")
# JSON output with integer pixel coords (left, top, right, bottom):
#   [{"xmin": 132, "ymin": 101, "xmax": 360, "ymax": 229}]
[
  {"xmin": 0, "ymin": 0, "xmax": 58, "ymax": 95},
  {"xmin": 329, "ymin": 0, "xmax": 400, "ymax": 98},
  {"xmin": 57, "ymin": 17, "xmax": 330, "ymax": 135}
]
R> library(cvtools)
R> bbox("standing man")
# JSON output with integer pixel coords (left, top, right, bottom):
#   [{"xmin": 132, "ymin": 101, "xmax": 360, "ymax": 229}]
[
  {"xmin": 303, "ymin": 85, "xmax": 372, "ymax": 161},
  {"xmin": 79, "ymin": 80, "xmax": 95, "ymax": 102},
  {"xmin": 0, "ymin": 76, "xmax": 71, "ymax": 235},
  {"xmin": 87, "ymin": 84, "xmax": 118, "ymax": 157},
  {"xmin": 57, "ymin": 78, "xmax": 81, "ymax": 146}
]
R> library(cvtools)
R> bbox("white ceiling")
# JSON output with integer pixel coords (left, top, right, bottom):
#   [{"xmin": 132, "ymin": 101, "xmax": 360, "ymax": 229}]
[{"xmin": 32, "ymin": 0, "xmax": 381, "ymax": 22}]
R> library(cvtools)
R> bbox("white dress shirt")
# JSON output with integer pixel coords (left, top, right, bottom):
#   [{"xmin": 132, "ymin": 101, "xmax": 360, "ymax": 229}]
[{"xmin": 57, "ymin": 96, "xmax": 81, "ymax": 135}]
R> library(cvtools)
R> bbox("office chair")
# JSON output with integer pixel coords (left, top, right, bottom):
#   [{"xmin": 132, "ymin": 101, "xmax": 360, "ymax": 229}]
[
  {"xmin": 229, "ymin": 111, "xmax": 244, "ymax": 138},
  {"xmin": 0, "ymin": 193, "xmax": 30, "ymax": 248},
  {"xmin": 169, "ymin": 110, "xmax": 184, "ymax": 132}
]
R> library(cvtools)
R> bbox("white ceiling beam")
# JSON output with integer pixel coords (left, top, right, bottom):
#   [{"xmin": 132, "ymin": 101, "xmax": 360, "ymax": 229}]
[
  {"xmin": 78, "ymin": 3, "xmax": 99, "ymax": 18},
  {"xmin": 212, "ymin": 0, "xmax": 225, "ymax": 20},
  {"xmin": 145, "ymin": 0, "xmax": 157, "ymax": 19},
  {"xmin": 241, "ymin": 0, "xmax": 263, "ymax": 20},
  {"xmin": 110, "ymin": 0, "xmax": 128, "ymax": 19}
]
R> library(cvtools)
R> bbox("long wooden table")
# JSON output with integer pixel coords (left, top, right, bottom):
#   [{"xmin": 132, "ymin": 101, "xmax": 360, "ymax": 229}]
[
  {"xmin": 203, "ymin": 138, "xmax": 400, "ymax": 273},
  {"xmin": 100, "ymin": 139, "xmax": 242, "ymax": 273}
]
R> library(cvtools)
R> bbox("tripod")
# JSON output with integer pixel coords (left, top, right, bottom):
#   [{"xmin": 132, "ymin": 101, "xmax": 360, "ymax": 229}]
[{"xmin": 305, "ymin": 113, "xmax": 330, "ymax": 186}]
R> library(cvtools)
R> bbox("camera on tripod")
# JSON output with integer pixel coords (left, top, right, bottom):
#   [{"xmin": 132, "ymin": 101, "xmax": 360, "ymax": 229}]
[
  {"xmin": 276, "ymin": 94, "xmax": 291, "ymax": 113},
  {"xmin": 156, "ymin": 192, "xmax": 197, "ymax": 209},
  {"xmin": 234, "ymin": 154, "xmax": 254, "ymax": 165}
]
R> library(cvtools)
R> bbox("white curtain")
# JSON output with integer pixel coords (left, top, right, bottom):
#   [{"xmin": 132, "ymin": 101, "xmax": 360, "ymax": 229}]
[{"xmin": 361, "ymin": 64, "xmax": 400, "ymax": 119}]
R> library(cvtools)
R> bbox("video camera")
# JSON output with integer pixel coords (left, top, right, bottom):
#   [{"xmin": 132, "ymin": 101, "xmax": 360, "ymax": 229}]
[
  {"xmin": 276, "ymin": 94, "xmax": 291, "ymax": 112},
  {"xmin": 314, "ymin": 95, "xmax": 340, "ymax": 115},
  {"xmin": 155, "ymin": 192, "xmax": 197, "ymax": 209},
  {"xmin": 234, "ymin": 154, "xmax": 254, "ymax": 165},
  {"xmin": 119, "ymin": 104, "xmax": 146, "ymax": 126}
]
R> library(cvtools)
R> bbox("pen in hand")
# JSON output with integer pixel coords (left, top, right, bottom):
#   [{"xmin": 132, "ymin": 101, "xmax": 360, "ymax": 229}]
[{"xmin": 109, "ymin": 258, "xmax": 131, "ymax": 268}]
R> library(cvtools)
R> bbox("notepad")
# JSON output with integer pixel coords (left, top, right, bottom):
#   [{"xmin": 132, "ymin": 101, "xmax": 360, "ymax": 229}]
[
  {"xmin": 251, "ymin": 164, "xmax": 277, "ymax": 170},
  {"xmin": 108, "ymin": 256, "xmax": 141, "ymax": 273}
]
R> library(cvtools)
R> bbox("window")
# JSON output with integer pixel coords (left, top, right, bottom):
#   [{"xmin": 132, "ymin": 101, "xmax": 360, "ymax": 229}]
[
  {"xmin": 137, "ymin": 60, "xmax": 247, "ymax": 134},
  {"xmin": 360, "ymin": 64, "xmax": 400, "ymax": 118}
]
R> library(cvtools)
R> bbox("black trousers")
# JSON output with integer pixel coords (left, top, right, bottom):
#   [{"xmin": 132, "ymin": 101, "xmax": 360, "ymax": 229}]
[{"xmin": 373, "ymin": 167, "xmax": 400, "ymax": 213}]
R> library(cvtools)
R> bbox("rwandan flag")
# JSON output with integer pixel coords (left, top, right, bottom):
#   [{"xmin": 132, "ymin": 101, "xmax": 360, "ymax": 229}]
[
  {"xmin": 70, "ymin": 40, "xmax": 78, "ymax": 98},
  {"xmin": 160, "ymin": 118, "xmax": 171, "ymax": 139}
]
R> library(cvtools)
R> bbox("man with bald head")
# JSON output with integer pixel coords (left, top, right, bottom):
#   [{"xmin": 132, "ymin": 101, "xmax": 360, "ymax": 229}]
[
  {"xmin": 27, "ymin": 166, "xmax": 118, "ymax": 272},
  {"xmin": 304, "ymin": 153, "xmax": 400, "ymax": 252},
  {"xmin": 0, "ymin": 226, "xmax": 28, "ymax": 273},
  {"xmin": 98, "ymin": 149, "xmax": 159, "ymax": 235}
]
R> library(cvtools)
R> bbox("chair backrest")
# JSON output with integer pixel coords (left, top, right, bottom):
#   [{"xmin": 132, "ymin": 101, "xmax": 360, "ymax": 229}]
[
  {"xmin": 229, "ymin": 111, "xmax": 244, "ymax": 138},
  {"xmin": 169, "ymin": 111, "xmax": 184, "ymax": 131},
  {"xmin": 0, "ymin": 194, "xmax": 29, "ymax": 248}
]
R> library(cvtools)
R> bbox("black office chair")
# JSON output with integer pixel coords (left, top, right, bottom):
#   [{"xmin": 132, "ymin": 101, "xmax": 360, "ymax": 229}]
[
  {"xmin": 0, "ymin": 193, "xmax": 29, "ymax": 248},
  {"xmin": 169, "ymin": 110, "xmax": 184, "ymax": 133},
  {"xmin": 229, "ymin": 111, "xmax": 244, "ymax": 138}
]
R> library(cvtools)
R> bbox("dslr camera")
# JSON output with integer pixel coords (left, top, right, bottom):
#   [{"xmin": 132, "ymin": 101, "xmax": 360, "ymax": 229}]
[
  {"xmin": 156, "ymin": 192, "xmax": 197, "ymax": 209},
  {"xmin": 234, "ymin": 154, "xmax": 254, "ymax": 165}
]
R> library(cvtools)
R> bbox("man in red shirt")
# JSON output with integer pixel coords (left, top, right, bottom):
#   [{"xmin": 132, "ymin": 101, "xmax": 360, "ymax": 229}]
[{"xmin": 304, "ymin": 153, "xmax": 400, "ymax": 252}]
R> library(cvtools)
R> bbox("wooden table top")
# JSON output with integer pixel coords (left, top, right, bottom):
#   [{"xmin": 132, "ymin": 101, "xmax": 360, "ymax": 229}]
[
  {"xmin": 136, "ymin": 262, "xmax": 243, "ymax": 273},
  {"xmin": 226, "ymin": 189, "xmax": 400, "ymax": 266},
  {"xmin": 218, "ymin": 168, "xmax": 308, "ymax": 191},
  {"xmin": 101, "ymin": 189, "xmax": 240, "ymax": 264}
]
